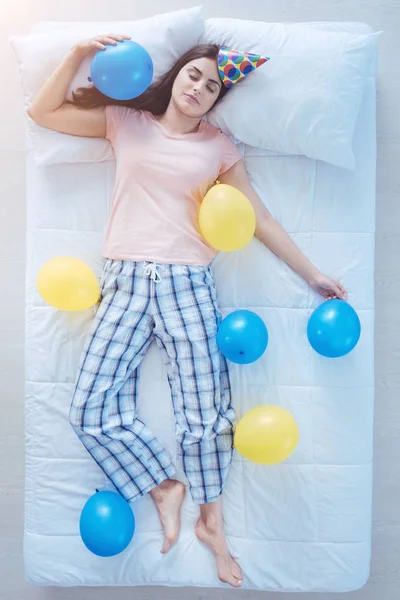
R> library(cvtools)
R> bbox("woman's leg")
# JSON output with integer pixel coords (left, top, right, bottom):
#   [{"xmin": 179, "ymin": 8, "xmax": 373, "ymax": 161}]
[
  {"xmin": 195, "ymin": 497, "xmax": 243, "ymax": 587},
  {"xmin": 70, "ymin": 259, "xmax": 176, "ymax": 504},
  {"xmin": 152, "ymin": 263, "xmax": 242, "ymax": 586},
  {"xmin": 149, "ymin": 478, "xmax": 186, "ymax": 554},
  {"xmin": 153, "ymin": 265, "xmax": 235, "ymax": 503}
]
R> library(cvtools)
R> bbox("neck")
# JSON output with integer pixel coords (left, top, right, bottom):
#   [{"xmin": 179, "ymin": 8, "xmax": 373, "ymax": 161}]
[{"xmin": 156, "ymin": 100, "xmax": 202, "ymax": 135}]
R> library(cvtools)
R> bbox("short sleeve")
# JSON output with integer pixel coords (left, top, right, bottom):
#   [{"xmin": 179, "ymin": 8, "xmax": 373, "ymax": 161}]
[
  {"xmin": 218, "ymin": 132, "xmax": 242, "ymax": 176},
  {"xmin": 105, "ymin": 105, "xmax": 133, "ymax": 146}
]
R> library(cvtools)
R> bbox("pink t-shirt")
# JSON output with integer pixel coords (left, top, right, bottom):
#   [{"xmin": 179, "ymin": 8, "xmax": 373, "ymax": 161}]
[{"xmin": 103, "ymin": 106, "xmax": 242, "ymax": 266}]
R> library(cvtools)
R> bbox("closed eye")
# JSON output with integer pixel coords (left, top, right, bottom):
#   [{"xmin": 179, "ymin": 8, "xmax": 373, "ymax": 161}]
[{"xmin": 189, "ymin": 74, "xmax": 216, "ymax": 93}]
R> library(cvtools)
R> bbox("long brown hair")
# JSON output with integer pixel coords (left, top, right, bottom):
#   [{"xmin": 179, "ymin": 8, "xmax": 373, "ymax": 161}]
[{"xmin": 65, "ymin": 43, "xmax": 229, "ymax": 115}]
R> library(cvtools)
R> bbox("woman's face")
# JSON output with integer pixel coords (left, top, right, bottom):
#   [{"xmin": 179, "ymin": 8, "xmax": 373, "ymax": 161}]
[{"xmin": 171, "ymin": 57, "xmax": 222, "ymax": 117}]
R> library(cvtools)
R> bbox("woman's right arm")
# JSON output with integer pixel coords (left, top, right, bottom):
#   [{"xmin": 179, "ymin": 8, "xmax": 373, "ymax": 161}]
[{"xmin": 27, "ymin": 33, "xmax": 131, "ymax": 138}]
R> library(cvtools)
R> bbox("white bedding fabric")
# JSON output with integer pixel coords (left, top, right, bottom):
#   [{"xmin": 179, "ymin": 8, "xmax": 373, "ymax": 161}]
[{"xmin": 24, "ymin": 22, "xmax": 376, "ymax": 592}]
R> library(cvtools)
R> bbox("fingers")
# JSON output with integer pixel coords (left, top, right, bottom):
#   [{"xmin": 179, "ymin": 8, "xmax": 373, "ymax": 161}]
[
  {"xmin": 336, "ymin": 282, "xmax": 348, "ymax": 300},
  {"xmin": 100, "ymin": 36, "xmax": 118, "ymax": 46},
  {"xmin": 338, "ymin": 283, "xmax": 348, "ymax": 300},
  {"xmin": 325, "ymin": 283, "xmax": 348, "ymax": 301},
  {"xmin": 94, "ymin": 33, "xmax": 131, "ymax": 49},
  {"xmin": 104, "ymin": 33, "xmax": 131, "ymax": 42},
  {"xmin": 316, "ymin": 274, "xmax": 348, "ymax": 302}
]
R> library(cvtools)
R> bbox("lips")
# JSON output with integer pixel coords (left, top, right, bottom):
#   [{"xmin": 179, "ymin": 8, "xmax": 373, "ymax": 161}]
[{"xmin": 185, "ymin": 94, "xmax": 199, "ymax": 105}]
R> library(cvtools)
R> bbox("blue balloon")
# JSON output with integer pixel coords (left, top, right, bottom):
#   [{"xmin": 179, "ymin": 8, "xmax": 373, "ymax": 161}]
[
  {"xmin": 217, "ymin": 310, "xmax": 268, "ymax": 364},
  {"xmin": 79, "ymin": 490, "xmax": 135, "ymax": 557},
  {"xmin": 90, "ymin": 40, "xmax": 153, "ymax": 100},
  {"xmin": 307, "ymin": 299, "xmax": 361, "ymax": 358}
]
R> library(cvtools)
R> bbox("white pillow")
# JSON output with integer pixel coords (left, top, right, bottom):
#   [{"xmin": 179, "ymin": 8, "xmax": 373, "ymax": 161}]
[
  {"xmin": 202, "ymin": 19, "xmax": 381, "ymax": 170},
  {"xmin": 12, "ymin": 17, "xmax": 380, "ymax": 170},
  {"xmin": 10, "ymin": 6, "xmax": 205, "ymax": 166}
]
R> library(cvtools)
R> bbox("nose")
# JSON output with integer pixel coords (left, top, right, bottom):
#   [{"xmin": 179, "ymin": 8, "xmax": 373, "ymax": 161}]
[{"xmin": 192, "ymin": 81, "xmax": 202, "ymax": 95}]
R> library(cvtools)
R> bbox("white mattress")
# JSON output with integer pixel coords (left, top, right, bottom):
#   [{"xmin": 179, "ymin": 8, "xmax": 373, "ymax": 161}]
[{"xmin": 24, "ymin": 22, "xmax": 376, "ymax": 592}]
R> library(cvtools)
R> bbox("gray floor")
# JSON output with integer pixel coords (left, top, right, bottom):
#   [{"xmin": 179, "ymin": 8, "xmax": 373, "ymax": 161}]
[{"xmin": 2, "ymin": 0, "xmax": 399, "ymax": 598}]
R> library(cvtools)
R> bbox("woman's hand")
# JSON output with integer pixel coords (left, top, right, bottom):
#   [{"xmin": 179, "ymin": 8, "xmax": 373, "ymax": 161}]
[
  {"xmin": 308, "ymin": 272, "xmax": 348, "ymax": 301},
  {"xmin": 71, "ymin": 33, "xmax": 131, "ymax": 58}
]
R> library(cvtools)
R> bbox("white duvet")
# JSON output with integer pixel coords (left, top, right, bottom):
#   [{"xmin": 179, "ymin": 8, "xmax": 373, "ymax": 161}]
[{"xmin": 24, "ymin": 22, "xmax": 376, "ymax": 592}]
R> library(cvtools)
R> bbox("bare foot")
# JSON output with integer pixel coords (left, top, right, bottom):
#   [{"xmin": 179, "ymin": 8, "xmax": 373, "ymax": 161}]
[
  {"xmin": 195, "ymin": 516, "xmax": 243, "ymax": 588},
  {"xmin": 150, "ymin": 479, "xmax": 186, "ymax": 554}
]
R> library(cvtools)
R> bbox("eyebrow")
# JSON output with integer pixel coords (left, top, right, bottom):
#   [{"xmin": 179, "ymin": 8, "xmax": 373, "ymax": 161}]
[{"xmin": 188, "ymin": 65, "xmax": 221, "ymax": 88}]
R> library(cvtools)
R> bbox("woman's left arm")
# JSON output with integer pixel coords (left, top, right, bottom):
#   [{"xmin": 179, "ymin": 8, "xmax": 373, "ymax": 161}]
[{"xmin": 218, "ymin": 160, "xmax": 348, "ymax": 301}]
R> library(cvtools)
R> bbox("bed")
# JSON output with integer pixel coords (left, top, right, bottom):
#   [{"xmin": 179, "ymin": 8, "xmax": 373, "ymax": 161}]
[{"xmin": 18, "ymin": 15, "xmax": 377, "ymax": 592}]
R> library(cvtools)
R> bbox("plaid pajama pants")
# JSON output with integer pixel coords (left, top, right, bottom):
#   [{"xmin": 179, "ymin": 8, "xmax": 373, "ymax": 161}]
[{"xmin": 69, "ymin": 258, "xmax": 236, "ymax": 504}]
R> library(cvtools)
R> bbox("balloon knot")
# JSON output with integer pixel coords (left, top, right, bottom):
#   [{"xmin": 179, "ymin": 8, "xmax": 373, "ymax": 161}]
[{"xmin": 215, "ymin": 179, "xmax": 221, "ymax": 185}]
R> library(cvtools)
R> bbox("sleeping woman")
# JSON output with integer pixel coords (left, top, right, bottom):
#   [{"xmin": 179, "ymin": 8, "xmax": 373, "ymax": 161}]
[{"xmin": 28, "ymin": 33, "xmax": 348, "ymax": 588}]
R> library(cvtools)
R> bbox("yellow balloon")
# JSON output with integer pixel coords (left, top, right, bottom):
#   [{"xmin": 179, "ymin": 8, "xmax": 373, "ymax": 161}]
[
  {"xmin": 199, "ymin": 182, "xmax": 256, "ymax": 251},
  {"xmin": 234, "ymin": 405, "xmax": 299, "ymax": 464},
  {"xmin": 36, "ymin": 256, "xmax": 100, "ymax": 311}
]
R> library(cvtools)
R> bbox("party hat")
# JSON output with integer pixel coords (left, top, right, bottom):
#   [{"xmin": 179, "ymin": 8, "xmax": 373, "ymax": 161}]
[{"xmin": 217, "ymin": 47, "xmax": 269, "ymax": 89}]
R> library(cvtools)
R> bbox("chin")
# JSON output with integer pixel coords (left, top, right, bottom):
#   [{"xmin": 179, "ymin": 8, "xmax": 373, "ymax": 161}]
[
  {"xmin": 181, "ymin": 94, "xmax": 202, "ymax": 110},
  {"xmin": 180, "ymin": 104, "xmax": 202, "ymax": 117}
]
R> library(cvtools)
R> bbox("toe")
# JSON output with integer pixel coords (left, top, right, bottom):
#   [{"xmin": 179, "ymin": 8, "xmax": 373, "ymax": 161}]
[
  {"xmin": 232, "ymin": 563, "xmax": 243, "ymax": 580},
  {"xmin": 230, "ymin": 555, "xmax": 242, "ymax": 575},
  {"xmin": 161, "ymin": 537, "xmax": 173, "ymax": 554},
  {"xmin": 219, "ymin": 573, "xmax": 241, "ymax": 587}
]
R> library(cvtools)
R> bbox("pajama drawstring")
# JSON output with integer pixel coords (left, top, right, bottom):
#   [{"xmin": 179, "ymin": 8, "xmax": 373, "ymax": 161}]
[{"xmin": 143, "ymin": 262, "xmax": 163, "ymax": 282}]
